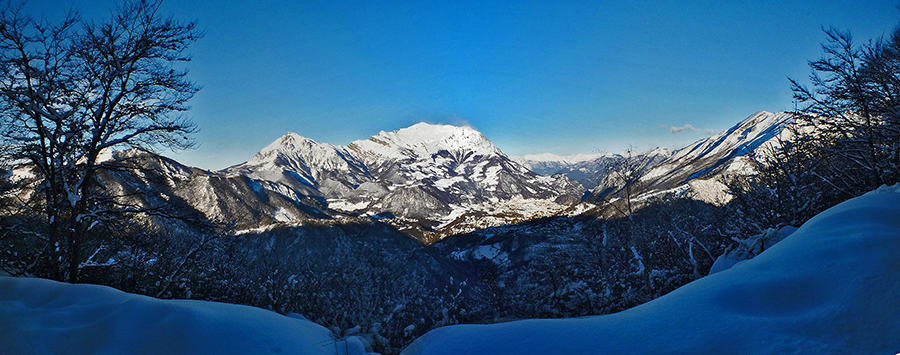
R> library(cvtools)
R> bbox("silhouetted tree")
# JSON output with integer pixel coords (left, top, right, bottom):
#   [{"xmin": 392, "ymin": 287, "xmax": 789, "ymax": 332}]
[{"xmin": 0, "ymin": 0, "xmax": 201, "ymax": 282}]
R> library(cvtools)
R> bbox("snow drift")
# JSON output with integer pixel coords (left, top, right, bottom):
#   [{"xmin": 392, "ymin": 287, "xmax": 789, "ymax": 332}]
[
  {"xmin": 0, "ymin": 276, "xmax": 374, "ymax": 355},
  {"xmin": 402, "ymin": 185, "xmax": 900, "ymax": 355}
]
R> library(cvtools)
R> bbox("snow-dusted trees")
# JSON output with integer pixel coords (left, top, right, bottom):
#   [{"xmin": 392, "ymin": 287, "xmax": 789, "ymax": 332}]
[
  {"xmin": 724, "ymin": 126, "xmax": 833, "ymax": 231},
  {"xmin": 726, "ymin": 25, "xmax": 900, "ymax": 236},
  {"xmin": 790, "ymin": 26, "xmax": 900, "ymax": 195},
  {"xmin": 0, "ymin": 0, "xmax": 201, "ymax": 282},
  {"xmin": 602, "ymin": 147, "xmax": 652, "ymax": 220},
  {"xmin": 726, "ymin": 25, "xmax": 900, "ymax": 235},
  {"xmin": 179, "ymin": 223, "xmax": 470, "ymax": 355}
]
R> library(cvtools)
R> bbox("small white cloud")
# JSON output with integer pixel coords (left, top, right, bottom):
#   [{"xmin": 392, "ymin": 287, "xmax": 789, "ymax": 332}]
[{"xmin": 662, "ymin": 124, "xmax": 718, "ymax": 135}]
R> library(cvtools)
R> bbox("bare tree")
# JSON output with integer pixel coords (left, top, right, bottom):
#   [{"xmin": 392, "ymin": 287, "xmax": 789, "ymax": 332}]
[
  {"xmin": 789, "ymin": 26, "xmax": 900, "ymax": 194},
  {"xmin": 721, "ymin": 119, "xmax": 835, "ymax": 232},
  {"xmin": 0, "ymin": 0, "xmax": 201, "ymax": 282},
  {"xmin": 604, "ymin": 146, "xmax": 653, "ymax": 220}
]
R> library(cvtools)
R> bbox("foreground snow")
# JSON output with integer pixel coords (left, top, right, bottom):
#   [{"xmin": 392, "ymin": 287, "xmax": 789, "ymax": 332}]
[
  {"xmin": 402, "ymin": 185, "xmax": 900, "ymax": 355},
  {"xmin": 0, "ymin": 277, "xmax": 374, "ymax": 355},
  {"xmin": 4, "ymin": 186, "xmax": 900, "ymax": 355}
]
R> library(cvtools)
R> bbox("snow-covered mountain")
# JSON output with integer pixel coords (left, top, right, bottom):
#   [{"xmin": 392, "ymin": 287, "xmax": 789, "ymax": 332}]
[
  {"xmin": 521, "ymin": 111, "xmax": 793, "ymax": 205},
  {"xmin": 95, "ymin": 112, "xmax": 794, "ymax": 240},
  {"xmin": 515, "ymin": 149, "xmax": 676, "ymax": 192},
  {"xmin": 176, "ymin": 123, "xmax": 579, "ymax": 241},
  {"xmin": 225, "ymin": 132, "xmax": 372, "ymax": 200},
  {"xmin": 79, "ymin": 123, "xmax": 586, "ymax": 243},
  {"xmin": 347, "ymin": 123, "xmax": 502, "ymax": 164},
  {"xmin": 638, "ymin": 111, "xmax": 793, "ymax": 203},
  {"xmin": 99, "ymin": 151, "xmax": 330, "ymax": 228}
]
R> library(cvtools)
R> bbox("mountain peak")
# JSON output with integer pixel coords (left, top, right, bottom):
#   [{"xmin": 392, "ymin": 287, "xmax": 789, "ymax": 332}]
[
  {"xmin": 387, "ymin": 122, "xmax": 487, "ymax": 145},
  {"xmin": 243, "ymin": 132, "xmax": 328, "ymax": 166},
  {"xmin": 350, "ymin": 122, "xmax": 502, "ymax": 161},
  {"xmin": 275, "ymin": 132, "xmax": 320, "ymax": 148},
  {"xmin": 401, "ymin": 121, "xmax": 478, "ymax": 134}
]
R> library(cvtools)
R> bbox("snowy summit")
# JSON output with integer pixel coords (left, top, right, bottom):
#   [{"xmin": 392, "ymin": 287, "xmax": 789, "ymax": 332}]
[{"xmin": 348, "ymin": 122, "xmax": 503, "ymax": 163}]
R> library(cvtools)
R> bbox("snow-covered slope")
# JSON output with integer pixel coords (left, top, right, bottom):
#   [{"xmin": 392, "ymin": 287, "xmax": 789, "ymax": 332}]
[
  {"xmin": 401, "ymin": 185, "xmax": 900, "ymax": 355},
  {"xmin": 638, "ymin": 111, "xmax": 793, "ymax": 203},
  {"xmin": 524, "ymin": 111, "xmax": 793, "ymax": 204},
  {"xmin": 0, "ymin": 276, "xmax": 373, "ymax": 355}
]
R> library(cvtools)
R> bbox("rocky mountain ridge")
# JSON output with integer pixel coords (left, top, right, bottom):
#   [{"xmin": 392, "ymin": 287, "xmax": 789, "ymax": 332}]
[
  {"xmin": 103, "ymin": 123, "xmax": 586, "ymax": 242},
  {"xmin": 638, "ymin": 111, "xmax": 793, "ymax": 203},
  {"xmin": 92, "ymin": 112, "xmax": 794, "ymax": 242},
  {"xmin": 231, "ymin": 123, "xmax": 584, "ymax": 229}
]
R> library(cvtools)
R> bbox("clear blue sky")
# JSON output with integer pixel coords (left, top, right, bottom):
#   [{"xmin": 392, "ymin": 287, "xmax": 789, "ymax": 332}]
[{"xmin": 32, "ymin": 0, "xmax": 900, "ymax": 169}]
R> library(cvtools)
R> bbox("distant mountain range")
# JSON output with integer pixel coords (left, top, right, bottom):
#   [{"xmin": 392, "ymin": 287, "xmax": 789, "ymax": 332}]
[
  {"xmin": 97, "ymin": 111, "xmax": 793, "ymax": 242},
  {"xmin": 515, "ymin": 111, "xmax": 793, "ymax": 204},
  {"xmin": 513, "ymin": 148, "xmax": 672, "ymax": 192}
]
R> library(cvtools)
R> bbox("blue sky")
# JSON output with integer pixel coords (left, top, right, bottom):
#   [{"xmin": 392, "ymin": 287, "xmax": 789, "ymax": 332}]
[{"xmin": 33, "ymin": 0, "xmax": 900, "ymax": 169}]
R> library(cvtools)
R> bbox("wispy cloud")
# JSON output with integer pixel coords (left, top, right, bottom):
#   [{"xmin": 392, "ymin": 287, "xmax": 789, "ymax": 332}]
[{"xmin": 660, "ymin": 124, "xmax": 718, "ymax": 135}]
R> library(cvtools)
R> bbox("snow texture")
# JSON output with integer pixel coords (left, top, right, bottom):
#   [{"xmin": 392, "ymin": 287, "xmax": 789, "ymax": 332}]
[
  {"xmin": 0, "ymin": 277, "xmax": 376, "ymax": 355},
  {"xmin": 401, "ymin": 186, "xmax": 900, "ymax": 355}
]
